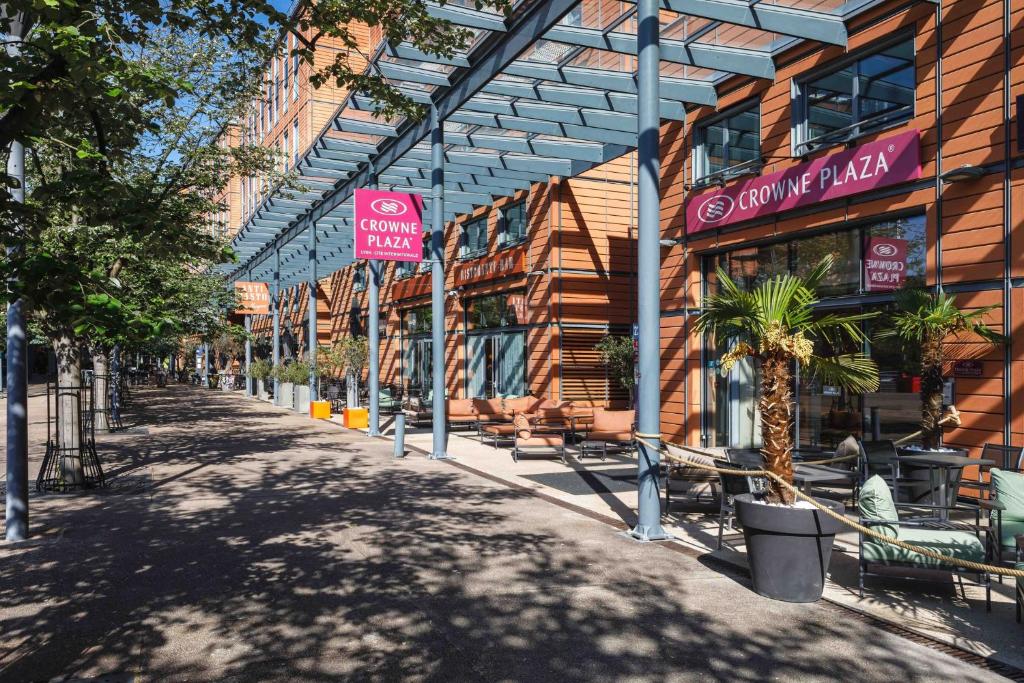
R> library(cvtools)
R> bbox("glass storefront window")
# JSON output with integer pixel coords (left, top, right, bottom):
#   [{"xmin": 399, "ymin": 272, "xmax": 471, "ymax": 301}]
[
  {"xmin": 403, "ymin": 305, "xmax": 432, "ymax": 335},
  {"xmin": 702, "ymin": 213, "xmax": 928, "ymax": 449},
  {"xmin": 466, "ymin": 292, "xmax": 526, "ymax": 330},
  {"xmin": 695, "ymin": 103, "xmax": 761, "ymax": 182}
]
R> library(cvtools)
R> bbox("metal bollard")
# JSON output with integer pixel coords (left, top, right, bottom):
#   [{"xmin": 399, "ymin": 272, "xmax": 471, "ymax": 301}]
[
  {"xmin": 870, "ymin": 406, "xmax": 881, "ymax": 442},
  {"xmin": 393, "ymin": 412, "xmax": 406, "ymax": 458}
]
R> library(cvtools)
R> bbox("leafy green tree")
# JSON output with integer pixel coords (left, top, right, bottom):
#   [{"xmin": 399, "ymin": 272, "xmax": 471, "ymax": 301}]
[
  {"xmin": 696, "ymin": 256, "xmax": 880, "ymax": 504},
  {"xmin": 877, "ymin": 289, "xmax": 1005, "ymax": 449},
  {"xmin": 595, "ymin": 335, "xmax": 636, "ymax": 406}
]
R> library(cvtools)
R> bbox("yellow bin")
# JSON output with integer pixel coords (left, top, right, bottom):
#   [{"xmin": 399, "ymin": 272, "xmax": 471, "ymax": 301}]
[
  {"xmin": 343, "ymin": 407, "xmax": 369, "ymax": 429},
  {"xmin": 309, "ymin": 400, "xmax": 331, "ymax": 419}
]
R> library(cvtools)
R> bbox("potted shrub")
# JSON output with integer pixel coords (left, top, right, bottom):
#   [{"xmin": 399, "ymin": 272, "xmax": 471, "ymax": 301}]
[
  {"xmin": 696, "ymin": 255, "xmax": 880, "ymax": 602},
  {"xmin": 878, "ymin": 289, "xmax": 1004, "ymax": 450},
  {"xmin": 289, "ymin": 361, "xmax": 312, "ymax": 414},
  {"xmin": 339, "ymin": 336, "xmax": 369, "ymax": 408},
  {"xmin": 274, "ymin": 364, "xmax": 294, "ymax": 409},
  {"xmin": 595, "ymin": 334, "xmax": 636, "ymax": 407},
  {"xmin": 250, "ymin": 359, "xmax": 273, "ymax": 400}
]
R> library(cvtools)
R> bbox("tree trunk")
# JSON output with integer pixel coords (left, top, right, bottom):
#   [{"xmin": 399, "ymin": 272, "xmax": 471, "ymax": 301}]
[
  {"xmin": 92, "ymin": 347, "xmax": 111, "ymax": 431},
  {"xmin": 52, "ymin": 332, "xmax": 84, "ymax": 486},
  {"xmin": 920, "ymin": 334, "xmax": 944, "ymax": 449},
  {"xmin": 759, "ymin": 352, "xmax": 794, "ymax": 504}
]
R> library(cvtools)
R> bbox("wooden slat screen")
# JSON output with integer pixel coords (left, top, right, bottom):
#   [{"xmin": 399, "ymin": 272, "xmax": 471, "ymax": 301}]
[{"xmin": 560, "ymin": 328, "xmax": 629, "ymax": 405}]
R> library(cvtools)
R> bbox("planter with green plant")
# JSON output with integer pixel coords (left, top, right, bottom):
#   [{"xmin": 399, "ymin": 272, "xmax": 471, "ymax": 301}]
[
  {"xmin": 878, "ymin": 289, "xmax": 1004, "ymax": 451},
  {"xmin": 273, "ymin": 364, "xmax": 294, "ymax": 409},
  {"xmin": 249, "ymin": 359, "xmax": 273, "ymax": 400},
  {"xmin": 339, "ymin": 337, "xmax": 369, "ymax": 408},
  {"xmin": 696, "ymin": 255, "xmax": 880, "ymax": 602},
  {"xmin": 288, "ymin": 361, "xmax": 312, "ymax": 413}
]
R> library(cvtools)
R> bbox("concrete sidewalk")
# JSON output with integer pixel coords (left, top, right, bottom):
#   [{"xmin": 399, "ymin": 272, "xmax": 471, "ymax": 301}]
[{"xmin": 0, "ymin": 386, "xmax": 1009, "ymax": 681}]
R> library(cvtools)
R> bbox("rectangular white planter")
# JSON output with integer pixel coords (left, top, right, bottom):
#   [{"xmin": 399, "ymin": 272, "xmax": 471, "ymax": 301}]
[
  {"xmin": 278, "ymin": 382, "xmax": 294, "ymax": 408},
  {"xmin": 295, "ymin": 385, "xmax": 311, "ymax": 414},
  {"xmin": 257, "ymin": 380, "xmax": 269, "ymax": 401}
]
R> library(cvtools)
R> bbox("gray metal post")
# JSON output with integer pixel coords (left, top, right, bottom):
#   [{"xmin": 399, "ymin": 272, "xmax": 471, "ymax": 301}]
[
  {"xmin": 244, "ymin": 315, "xmax": 253, "ymax": 397},
  {"xmin": 5, "ymin": 132, "xmax": 28, "ymax": 541},
  {"xmin": 631, "ymin": 0, "xmax": 668, "ymax": 541},
  {"xmin": 429, "ymin": 103, "xmax": 449, "ymax": 460},
  {"xmin": 367, "ymin": 171, "xmax": 381, "ymax": 436},
  {"xmin": 393, "ymin": 412, "xmax": 406, "ymax": 458},
  {"xmin": 307, "ymin": 224, "xmax": 318, "ymax": 401},
  {"xmin": 272, "ymin": 247, "xmax": 281, "ymax": 402},
  {"xmin": 202, "ymin": 342, "xmax": 210, "ymax": 387}
]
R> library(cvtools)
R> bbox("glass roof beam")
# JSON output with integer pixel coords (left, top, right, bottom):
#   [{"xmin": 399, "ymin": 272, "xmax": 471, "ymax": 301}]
[
  {"xmin": 481, "ymin": 81, "xmax": 685, "ymax": 121},
  {"xmin": 649, "ymin": 0, "xmax": 847, "ymax": 45},
  {"xmin": 447, "ymin": 111, "xmax": 637, "ymax": 146},
  {"xmin": 424, "ymin": 3, "xmax": 508, "ymax": 32},
  {"xmin": 542, "ymin": 25, "xmax": 775, "ymax": 79}
]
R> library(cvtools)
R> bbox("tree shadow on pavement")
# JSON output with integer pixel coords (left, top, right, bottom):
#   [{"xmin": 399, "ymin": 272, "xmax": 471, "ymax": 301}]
[{"xmin": 0, "ymin": 387, "xmax": 997, "ymax": 682}]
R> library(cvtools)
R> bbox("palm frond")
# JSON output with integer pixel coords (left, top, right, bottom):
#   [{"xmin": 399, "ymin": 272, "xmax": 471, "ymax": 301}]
[
  {"xmin": 802, "ymin": 310, "xmax": 879, "ymax": 346},
  {"xmin": 695, "ymin": 267, "xmax": 760, "ymax": 337},
  {"xmin": 809, "ymin": 353, "xmax": 880, "ymax": 394},
  {"xmin": 802, "ymin": 255, "xmax": 834, "ymax": 293}
]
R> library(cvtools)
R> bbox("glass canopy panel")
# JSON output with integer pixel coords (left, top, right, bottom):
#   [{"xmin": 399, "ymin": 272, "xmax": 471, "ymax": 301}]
[
  {"xmin": 567, "ymin": 47, "xmax": 634, "ymax": 72},
  {"xmin": 519, "ymin": 39, "xmax": 576, "ymax": 64},
  {"xmin": 768, "ymin": 0, "xmax": 847, "ymax": 12}
]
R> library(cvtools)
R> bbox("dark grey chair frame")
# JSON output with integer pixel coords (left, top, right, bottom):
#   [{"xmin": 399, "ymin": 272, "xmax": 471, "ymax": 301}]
[{"xmin": 717, "ymin": 448, "xmax": 767, "ymax": 550}]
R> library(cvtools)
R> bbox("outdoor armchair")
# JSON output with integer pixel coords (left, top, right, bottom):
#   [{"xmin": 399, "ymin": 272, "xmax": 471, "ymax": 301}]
[
  {"xmin": 580, "ymin": 408, "xmax": 636, "ymax": 460},
  {"xmin": 979, "ymin": 464, "xmax": 1024, "ymax": 576},
  {"xmin": 662, "ymin": 443, "xmax": 719, "ymax": 510},
  {"xmin": 858, "ymin": 475, "xmax": 991, "ymax": 610},
  {"xmin": 446, "ymin": 399, "xmax": 478, "ymax": 430},
  {"xmin": 717, "ymin": 449, "xmax": 768, "ymax": 549}
]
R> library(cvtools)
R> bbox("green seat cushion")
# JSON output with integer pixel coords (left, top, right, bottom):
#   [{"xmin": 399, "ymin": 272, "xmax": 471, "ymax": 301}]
[
  {"xmin": 993, "ymin": 517, "xmax": 1024, "ymax": 551},
  {"xmin": 862, "ymin": 527, "xmax": 985, "ymax": 568},
  {"xmin": 991, "ymin": 468, "xmax": 1024, "ymax": 519},
  {"xmin": 859, "ymin": 474, "xmax": 898, "ymax": 537}
]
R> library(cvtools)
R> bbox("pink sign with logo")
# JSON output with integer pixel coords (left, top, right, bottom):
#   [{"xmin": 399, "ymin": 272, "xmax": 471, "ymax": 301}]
[
  {"xmin": 686, "ymin": 130, "xmax": 921, "ymax": 234},
  {"xmin": 863, "ymin": 237, "xmax": 907, "ymax": 292},
  {"xmin": 354, "ymin": 188, "xmax": 424, "ymax": 262}
]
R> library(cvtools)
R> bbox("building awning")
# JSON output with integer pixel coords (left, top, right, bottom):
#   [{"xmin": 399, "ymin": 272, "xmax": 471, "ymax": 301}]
[{"xmin": 223, "ymin": 0, "xmax": 894, "ymax": 288}]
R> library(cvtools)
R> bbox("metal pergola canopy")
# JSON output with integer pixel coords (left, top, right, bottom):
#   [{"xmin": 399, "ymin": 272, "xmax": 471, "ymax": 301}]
[{"xmin": 223, "ymin": 0, "xmax": 895, "ymax": 287}]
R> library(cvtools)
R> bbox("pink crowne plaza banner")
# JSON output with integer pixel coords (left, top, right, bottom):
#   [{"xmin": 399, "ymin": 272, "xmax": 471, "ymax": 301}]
[
  {"xmin": 686, "ymin": 129, "xmax": 921, "ymax": 234},
  {"xmin": 353, "ymin": 188, "xmax": 425, "ymax": 262}
]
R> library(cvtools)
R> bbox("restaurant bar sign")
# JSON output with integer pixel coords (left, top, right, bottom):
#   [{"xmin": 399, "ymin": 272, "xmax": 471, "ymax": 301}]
[
  {"xmin": 234, "ymin": 281, "xmax": 270, "ymax": 315},
  {"xmin": 354, "ymin": 188, "xmax": 424, "ymax": 262},
  {"xmin": 686, "ymin": 130, "xmax": 921, "ymax": 233},
  {"xmin": 455, "ymin": 247, "xmax": 525, "ymax": 286}
]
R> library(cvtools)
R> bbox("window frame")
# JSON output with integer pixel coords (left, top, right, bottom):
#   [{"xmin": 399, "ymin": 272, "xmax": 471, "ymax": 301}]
[
  {"xmin": 460, "ymin": 216, "xmax": 488, "ymax": 260},
  {"xmin": 498, "ymin": 200, "xmax": 527, "ymax": 249},
  {"xmin": 792, "ymin": 33, "xmax": 916, "ymax": 156},
  {"xmin": 692, "ymin": 100, "xmax": 762, "ymax": 186},
  {"xmin": 419, "ymin": 235, "xmax": 433, "ymax": 273}
]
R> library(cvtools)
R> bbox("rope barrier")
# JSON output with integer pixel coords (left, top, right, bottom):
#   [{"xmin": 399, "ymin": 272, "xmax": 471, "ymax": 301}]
[{"xmin": 636, "ymin": 436, "xmax": 1024, "ymax": 579}]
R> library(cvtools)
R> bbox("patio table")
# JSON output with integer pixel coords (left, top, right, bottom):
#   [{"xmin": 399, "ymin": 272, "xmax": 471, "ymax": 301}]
[
  {"xmin": 890, "ymin": 452, "xmax": 994, "ymax": 519},
  {"xmin": 792, "ymin": 464, "xmax": 857, "ymax": 495}
]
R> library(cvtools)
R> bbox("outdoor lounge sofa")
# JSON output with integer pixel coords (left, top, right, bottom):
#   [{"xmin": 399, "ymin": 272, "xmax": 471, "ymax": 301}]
[{"xmin": 858, "ymin": 474, "xmax": 991, "ymax": 609}]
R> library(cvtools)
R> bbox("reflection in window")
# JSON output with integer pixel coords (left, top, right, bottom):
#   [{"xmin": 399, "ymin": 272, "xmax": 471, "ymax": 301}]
[
  {"xmin": 353, "ymin": 263, "xmax": 367, "ymax": 292},
  {"xmin": 800, "ymin": 38, "xmax": 914, "ymax": 151},
  {"xmin": 500, "ymin": 201, "xmax": 527, "ymax": 246},
  {"xmin": 467, "ymin": 292, "xmax": 526, "ymax": 330},
  {"xmin": 419, "ymin": 237, "xmax": 432, "ymax": 273},
  {"xmin": 696, "ymin": 104, "xmax": 760, "ymax": 182},
  {"xmin": 461, "ymin": 217, "xmax": 487, "ymax": 258}
]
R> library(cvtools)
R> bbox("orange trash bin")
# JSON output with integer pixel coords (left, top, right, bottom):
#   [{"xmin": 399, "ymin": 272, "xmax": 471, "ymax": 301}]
[
  {"xmin": 343, "ymin": 407, "xmax": 368, "ymax": 429},
  {"xmin": 310, "ymin": 400, "xmax": 331, "ymax": 419}
]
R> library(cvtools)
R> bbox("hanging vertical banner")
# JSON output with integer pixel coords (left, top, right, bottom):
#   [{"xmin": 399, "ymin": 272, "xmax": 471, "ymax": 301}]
[
  {"xmin": 354, "ymin": 188, "xmax": 424, "ymax": 262},
  {"xmin": 863, "ymin": 237, "xmax": 908, "ymax": 292}
]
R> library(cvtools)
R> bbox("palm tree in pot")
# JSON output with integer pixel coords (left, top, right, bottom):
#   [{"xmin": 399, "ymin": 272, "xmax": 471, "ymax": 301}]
[
  {"xmin": 878, "ymin": 289, "xmax": 1004, "ymax": 450},
  {"xmin": 696, "ymin": 255, "xmax": 880, "ymax": 504},
  {"xmin": 695, "ymin": 255, "xmax": 880, "ymax": 602}
]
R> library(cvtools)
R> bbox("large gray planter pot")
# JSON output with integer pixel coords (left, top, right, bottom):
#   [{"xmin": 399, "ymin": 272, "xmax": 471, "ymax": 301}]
[
  {"xmin": 257, "ymin": 380, "xmax": 269, "ymax": 401},
  {"xmin": 734, "ymin": 494, "xmax": 845, "ymax": 603},
  {"xmin": 278, "ymin": 382, "xmax": 295, "ymax": 408},
  {"xmin": 294, "ymin": 384, "xmax": 310, "ymax": 414}
]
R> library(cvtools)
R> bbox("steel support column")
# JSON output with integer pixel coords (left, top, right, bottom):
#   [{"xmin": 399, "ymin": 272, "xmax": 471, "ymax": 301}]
[
  {"xmin": 632, "ymin": 0, "xmax": 668, "ymax": 541},
  {"xmin": 429, "ymin": 104, "xmax": 449, "ymax": 460},
  {"xmin": 5, "ymin": 136, "xmax": 27, "ymax": 541},
  {"xmin": 272, "ymin": 248, "xmax": 281, "ymax": 401},
  {"xmin": 367, "ymin": 172, "xmax": 381, "ymax": 436},
  {"xmin": 244, "ymin": 315, "xmax": 253, "ymax": 397},
  {"xmin": 308, "ymin": 224, "xmax": 318, "ymax": 402}
]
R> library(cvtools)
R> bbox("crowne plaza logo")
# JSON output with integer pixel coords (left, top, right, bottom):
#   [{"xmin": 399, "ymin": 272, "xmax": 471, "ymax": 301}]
[{"xmin": 696, "ymin": 195, "xmax": 735, "ymax": 223}]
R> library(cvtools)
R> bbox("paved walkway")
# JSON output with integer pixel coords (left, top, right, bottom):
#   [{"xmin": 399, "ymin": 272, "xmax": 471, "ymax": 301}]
[{"xmin": 0, "ymin": 386, "xmax": 1010, "ymax": 682}]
